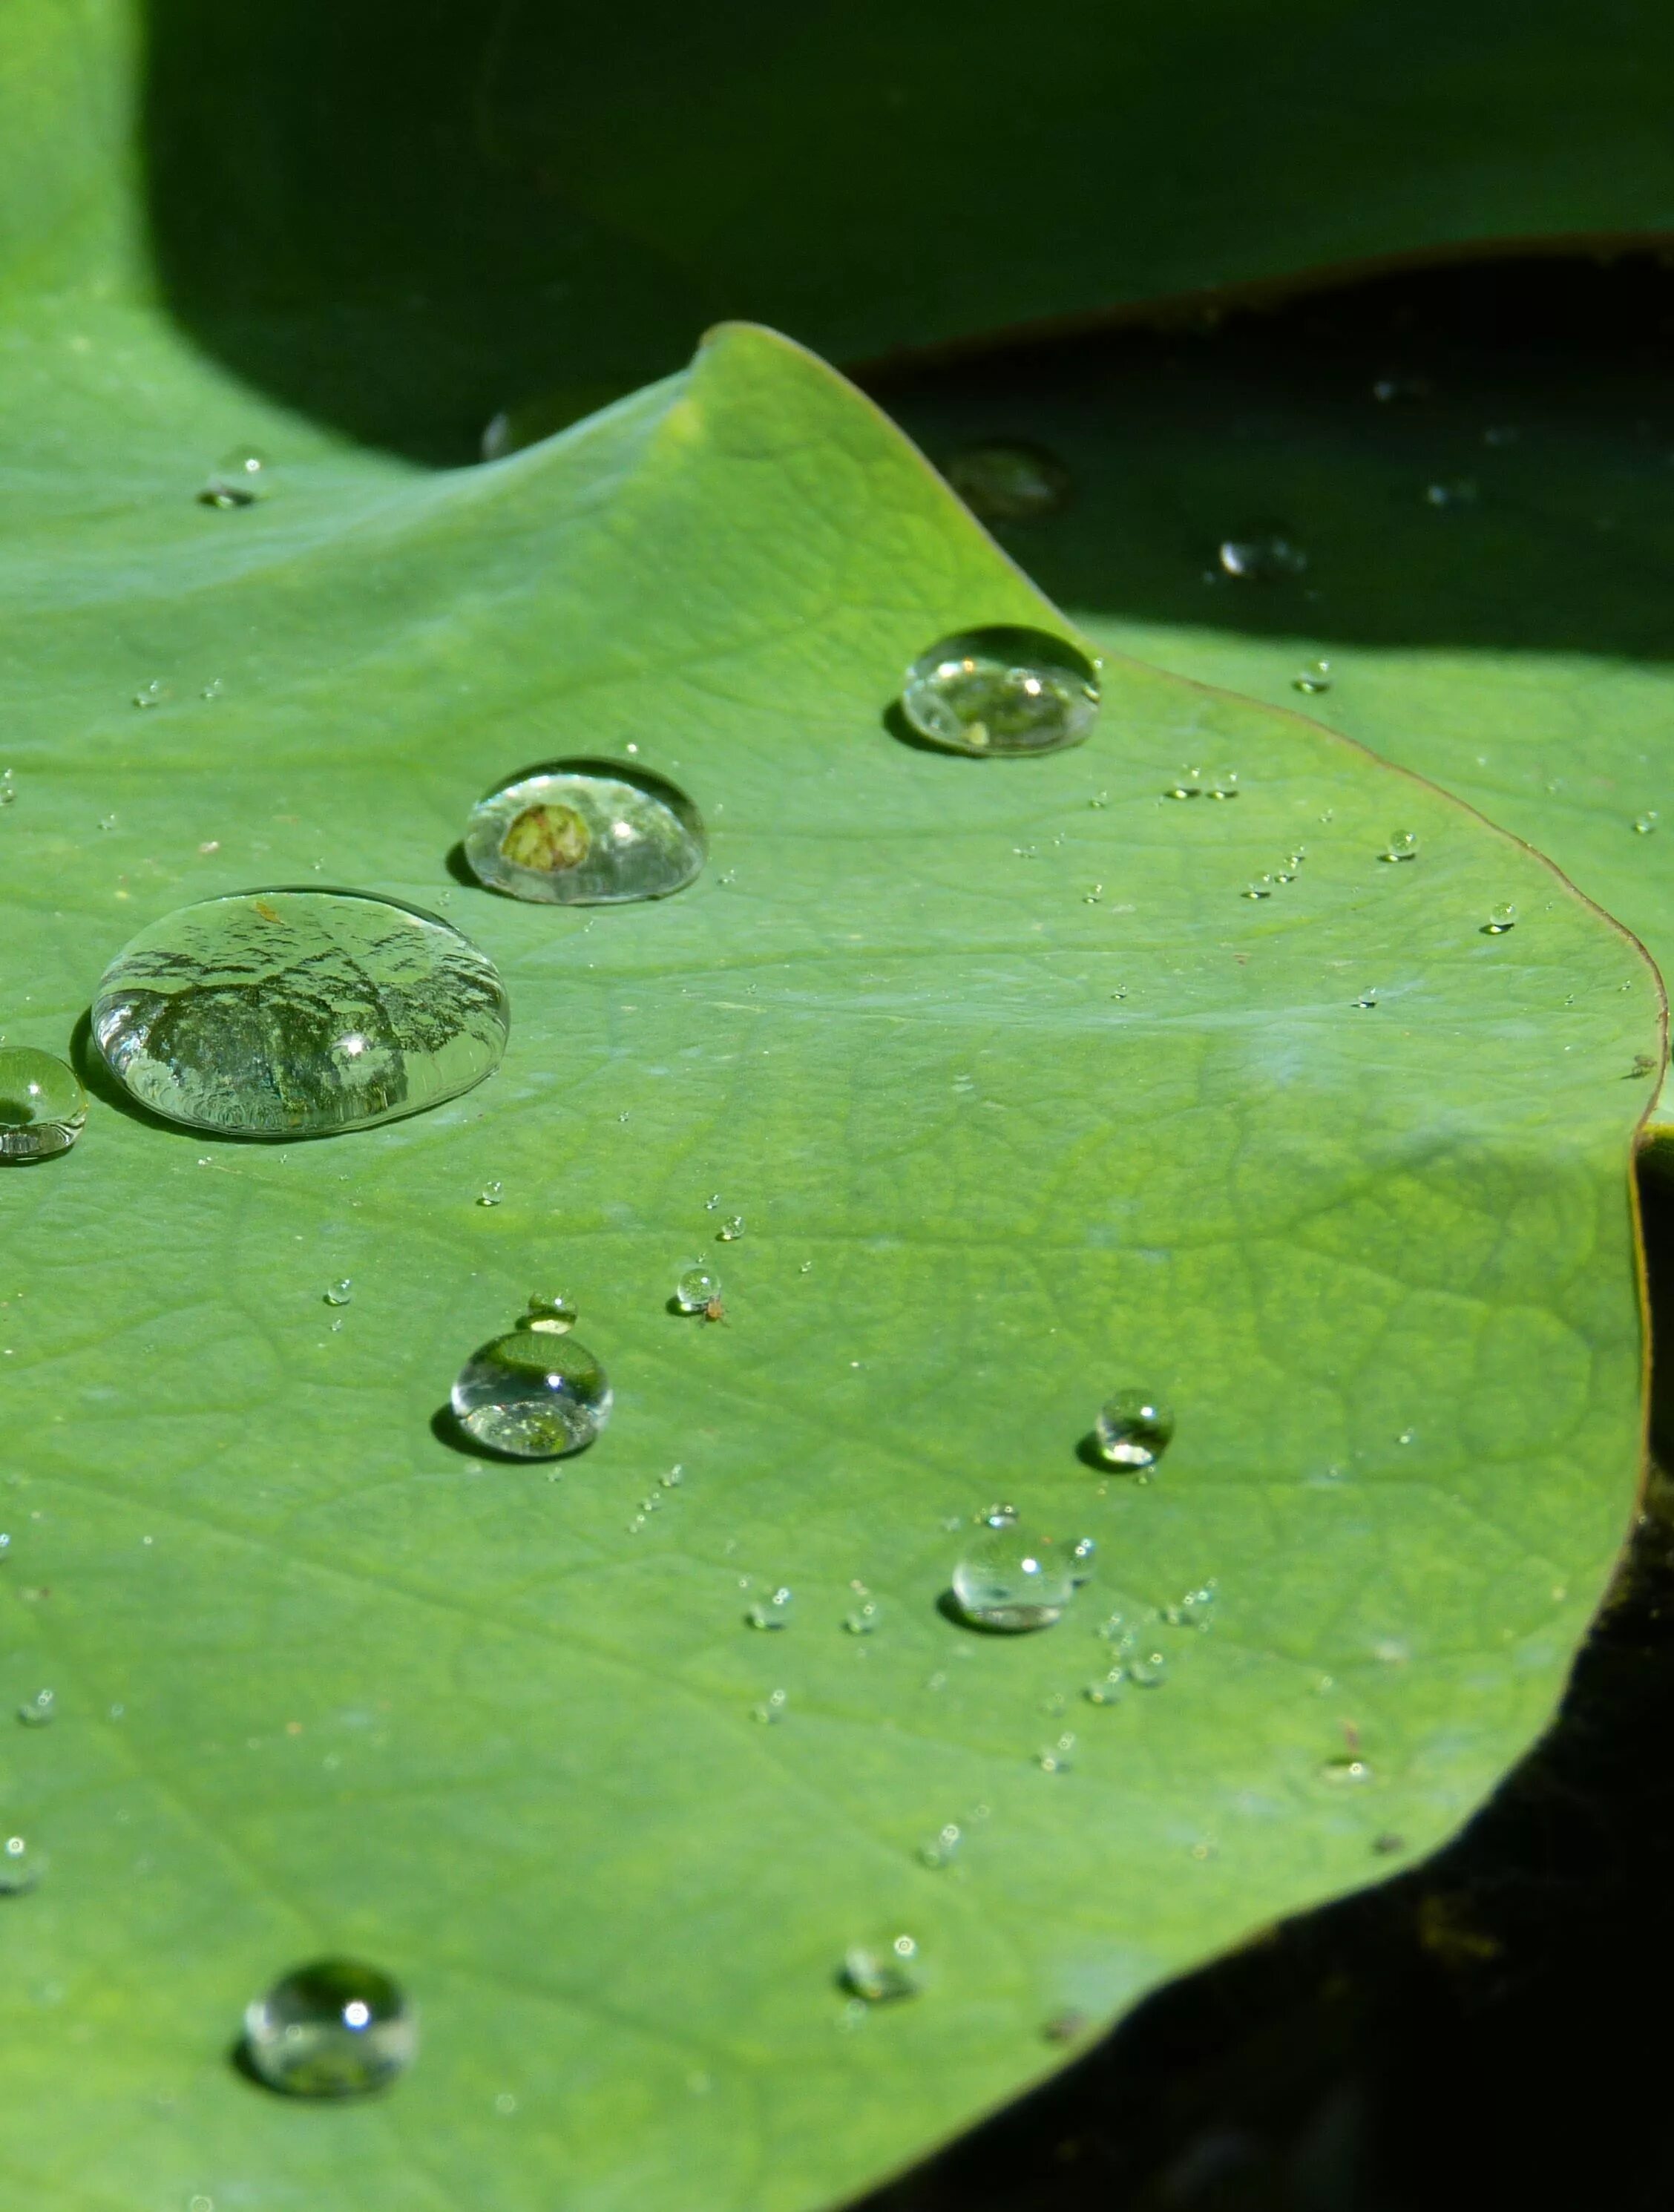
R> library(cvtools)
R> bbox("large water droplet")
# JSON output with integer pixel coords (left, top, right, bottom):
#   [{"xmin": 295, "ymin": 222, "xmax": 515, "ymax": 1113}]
[
  {"xmin": 463, "ymin": 759, "xmax": 705, "ymax": 905},
  {"xmin": 0, "ymin": 1048, "xmax": 86, "ymax": 1163},
  {"xmin": 243, "ymin": 1959, "xmax": 416, "ymax": 2097},
  {"xmin": 1094, "ymin": 1390, "xmax": 1175, "ymax": 1471},
  {"xmin": 450, "ymin": 1331, "xmax": 611, "ymax": 1458},
  {"xmin": 944, "ymin": 441, "xmax": 1071, "ymax": 522},
  {"xmin": 899, "ymin": 626, "xmax": 1099, "ymax": 757},
  {"xmin": 674, "ymin": 1266, "xmax": 721, "ymax": 1313},
  {"xmin": 842, "ymin": 1935, "xmax": 920, "ymax": 2003},
  {"xmin": 93, "ymin": 890, "xmax": 508, "ymax": 1137},
  {"xmin": 951, "ymin": 1508, "xmax": 1074, "ymax": 1631}
]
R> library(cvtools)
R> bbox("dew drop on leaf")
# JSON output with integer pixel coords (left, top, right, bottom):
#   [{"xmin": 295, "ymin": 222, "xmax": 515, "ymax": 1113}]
[
  {"xmin": 0, "ymin": 1048, "xmax": 86, "ymax": 1164},
  {"xmin": 1382, "ymin": 829, "xmax": 1419, "ymax": 862},
  {"xmin": 1483, "ymin": 902, "xmax": 1518, "ymax": 934},
  {"xmin": 674, "ymin": 1267, "xmax": 720, "ymax": 1313},
  {"xmin": 842, "ymin": 1935, "xmax": 920, "ymax": 2003},
  {"xmin": 899, "ymin": 626, "xmax": 1099, "ymax": 757},
  {"xmin": 1093, "ymin": 1390, "xmax": 1175, "ymax": 1471},
  {"xmin": 951, "ymin": 1508, "xmax": 1074, "ymax": 1632},
  {"xmin": 450, "ymin": 1332, "xmax": 612, "ymax": 1459},
  {"xmin": 463, "ymin": 760, "xmax": 706, "ymax": 905},
  {"xmin": 242, "ymin": 1959, "xmax": 416, "ymax": 2098}
]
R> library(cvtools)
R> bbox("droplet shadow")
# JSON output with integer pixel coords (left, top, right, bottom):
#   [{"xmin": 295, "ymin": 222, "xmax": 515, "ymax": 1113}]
[
  {"xmin": 442, "ymin": 841, "xmax": 478, "ymax": 889},
  {"xmin": 936, "ymin": 1587, "xmax": 1033, "ymax": 1636}
]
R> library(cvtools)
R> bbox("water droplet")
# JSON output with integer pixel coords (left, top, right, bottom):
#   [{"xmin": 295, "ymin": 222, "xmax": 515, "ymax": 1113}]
[
  {"xmin": 746, "ymin": 1586, "xmax": 793, "ymax": 1631},
  {"xmin": 1483, "ymin": 902, "xmax": 1518, "ymax": 934},
  {"xmin": 1353, "ymin": 988, "xmax": 1381, "ymax": 1011},
  {"xmin": 1035, "ymin": 1732, "xmax": 1077, "ymax": 1772},
  {"xmin": 92, "ymin": 890, "xmax": 508, "ymax": 1137},
  {"xmin": 16, "ymin": 1688, "xmax": 54, "ymax": 1727},
  {"xmin": 751, "ymin": 1687, "xmax": 788, "ymax": 1724},
  {"xmin": 0, "ymin": 769, "xmax": 14, "ymax": 806},
  {"xmin": 1125, "ymin": 1649, "xmax": 1167, "ymax": 1687},
  {"xmin": 951, "ymin": 1508, "xmax": 1074, "ymax": 1632},
  {"xmin": 463, "ymin": 759, "xmax": 706, "ymax": 905},
  {"xmin": 1382, "ymin": 830, "xmax": 1419, "ymax": 862},
  {"xmin": 1424, "ymin": 479, "xmax": 1478, "ymax": 508},
  {"xmin": 1243, "ymin": 876, "xmax": 1274, "ymax": 900},
  {"xmin": 0, "ymin": 1834, "xmax": 42, "ymax": 1894},
  {"xmin": 899, "ymin": 626, "xmax": 1099, "ymax": 757},
  {"xmin": 1083, "ymin": 1672, "xmax": 1124, "ymax": 1707},
  {"xmin": 1093, "ymin": 1390, "xmax": 1175, "ymax": 1471},
  {"xmin": 1635, "ymin": 811, "xmax": 1659, "ymax": 836},
  {"xmin": 1218, "ymin": 535, "xmax": 1307, "ymax": 581},
  {"xmin": 476, "ymin": 1181, "xmax": 503, "ymax": 1207},
  {"xmin": 704, "ymin": 1194, "xmax": 722, "ymax": 1211},
  {"xmin": 844, "ymin": 1602, "xmax": 879, "ymax": 1635},
  {"xmin": 1293, "ymin": 659, "xmax": 1333, "ymax": 695},
  {"xmin": 660, "ymin": 1464, "xmax": 684, "ymax": 1488},
  {"xmin": 674, "ymin": 1266, "xmax": 721, "ymax": 1313},
  {"xmin": 1319, "ymin": 1754, "xmax": 1373, "ymax": 1785},
  {"xmin": 1083, "ymin": 884, "xmax": 1103, "ymax": 905},
  {"xmin": 1396, "ymin": 1426, "xmax": 1416, "ymax": 1445},
  {"xmin": 0, "ymin": 1048, "xmax": 87, "ymax": 1164},
  {"xmin": 1069, "ymin": 1535, "xmax": 1097, "ymax": 1579},
  {"xmin": 133, "ymin": 680, "xmax": 165, "ymax": 710},
  {"xmin": 323, "ymin": 1279, "xmax": 352, "ymax": 1307},
  {"xmin": 944, "ymin": 440, "xmax": 1070, "ymax": 522},
  {"xmin": 716, "ymin": 1215, "xmax": 744, "ymax": 1242},
  {"xmin": 520, "ymin": 1292, "xmax": 577, "ymax": 1333},
  {"xmin": 842, "ymin": 1935, "xmax": 920, "ymax": 2003},
  {"xmin": 1162, "ymin": 1581, "xmax": 1218, "ymax": 1630},
  {"xmin": 242, "ymin": 1959, "xmax": 415, "ymax": 2098},
  {"xmin": 1166, "ymin": 767, "xmax": 1206, "ymax": 799},
  {"xmin": 450, "ymin": 1331, "xmax": 611, "ymax": 1459},
  {"xmin": 1209, "ymin": 769, "xmax": 1239, "ymax": 799},
  {"xmin": 1372, "ymin": 373, "xmax": 1431, "ymax": 404},
  {"xmin": 917, "ymin": 1822, "xmax": 962, "ymax": 1868}
]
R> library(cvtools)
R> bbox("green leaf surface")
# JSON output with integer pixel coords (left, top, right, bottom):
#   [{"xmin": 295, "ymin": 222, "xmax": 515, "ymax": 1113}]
[
  {"xmin": 12, "ymin": 0, "xmax": 1674, "ymax": 456},
  {"xmin": 879, "ymin": 267, "xmax": 1674, "ymax": 1133},
  {"xmin": 0, "ymin": 303, "xmax": 1658, "ymax": 2210}
]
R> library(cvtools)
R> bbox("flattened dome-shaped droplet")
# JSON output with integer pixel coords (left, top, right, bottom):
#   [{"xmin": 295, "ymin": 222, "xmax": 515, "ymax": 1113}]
[
  {"xmin": 0, "ymin": 1048, "xmax": 87, "ymax": 1163},
  {"xmin": 899, "ymin": 626, "xmax": 1099, "ymax": 757},
  {"xmin": 450, "ymin": 1330, "xmax": 612, "ymax": 1459},
  {"xmin": 463, "ymin": 757, "xmax": 706, "ymax": 904},
  {"xmin": 91, "ymin": 889, "xmax": 509, "ymax": 1138},
  {"xmin": 243, "ymin": 1958, "xmax": 416, "ymax": 2097}
]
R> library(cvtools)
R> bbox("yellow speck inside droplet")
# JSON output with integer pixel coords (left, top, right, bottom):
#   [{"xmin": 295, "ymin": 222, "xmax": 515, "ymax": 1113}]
[{"xmin": 501, "ymin": 802, "xmax": 590, "ymax": 873}]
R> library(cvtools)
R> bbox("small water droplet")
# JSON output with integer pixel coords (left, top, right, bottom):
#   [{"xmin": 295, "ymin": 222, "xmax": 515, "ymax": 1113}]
[
  {"xmin": 746, "ymin": 1586, "xmax": 793, "ymax": 1631},
  {"xmin": 1125, "ymin": 1650, "xmax": 1167, "ymax": 1687},
  {"xmin": 520, "ymin": 1292, "xmax": 577, "ymax": 1333},
  {"xmin": 1089, "ymin": 790, "xmax": 1109, "ymax": 810},
  {"xmin": 16, "ymin": 1688, "xmax": 53, "ymax": 1727},
  {"xmin": 0, "ymin": 769, "xmax": 14, "ymax": 807},
  {"xmin": 242, "ymin": 1959, "xmax": 415, "ymax": 2097},
  {"xmin": 1244, "ymin": 876, "xmax": 1274, "ymax": 900},
  {"xmin": 1083, "ymin": 1671, "xmax": 1124, "ymax": 1707},
  {"xmin": 1319, "ymin": 1754, "xmax": 1373, "ymax": 1785},
  {"xmin": 0, "ymin": 1834, "xmax": 42, "ymax": 1894},
  {"xmin": 463, "ymin": 761, "xmax": 706, "ymax": 904},
  {"xmin": 842, "ymin": 1936, "xmax": 920, "ymax": 2003},
  {"xmin": 951, "ymin": 1508, "xmax": 1074, "ymax": 1632},
  {"xmin": 1483, "ymin": 422, "xmax": 1519, "ymax": 446},
  {"xmin": 1483, "ymin": 902, "xmax": 1518, "ymax": 934},
  {"xmin": 0, "ymin": 1049, "xmax": 87, "ymax": 1164},
  {"xmin": 323, "ymin": 1279, "xmax": 352, "ymax": 1307},
  {"xmin": 1035, "ymin": 1731, "xmax": 1077, "ymax": 1772},
  {"xmin": 1396, "ymin": 1426, "xmax": 1416, "ymax": 1445},
  {"xmin": 96, "ymin": 813, "xmax": 118, "ymax": 833},
  {"xmin": 1381, "ymin": 829, "xmax": 1419, "ymax": 862},
  {"xmin": 1293, "ymin": 659, "xmax": 1333, "ymax": 695},
  {"xmin": 1353, "ymin": 988, "xmax": 1382, "ymax": 1011},
  {"xmin": 1635, "ymin": 811, "xmax": 1659, "ymax": 836},
  {"xmin": 660, "ymin": 1464, "xmax": 684, "ymax": 1488},
  {"xmin": 1069, "ymin": 1535, "xmax": 1097, "ymax": 1580},
  {"xmin": 716, "ymin": 1215, "xmax": 744, "ymax": 1242},
  {"xmin": 450, "ymin": 1332, "xmax": 611, "ymax": 1458},
  {"xmin": 93, "ymin": 891, "xmax": 508, "ymax": 1136},
  {"xmin": 1424, "ymin": 479, "xmax": 1478, "ymax": 508},
  {"xmin": 476, "ymin": 1181, "xmax": 503, "ymax": 1207},
  {"xmin": 1218, "ymin": 535, "xmax": 1307, "ymax": 581},
  {"xmin": 917, "ymin": 1822, "xmax": 962, "ymax": 1868},
  {"xmin": 704, "ymin": 1194, "xmax": 722, "ymax": 1211},
  {"xmin": 201, "ymin": 678, "xmax": 225, "ymax": 700},
  {"xmin": 674, "ymin": 1266, "xmax": 721, "ymax": 1313},
  {"xmin": 1093, "ymin": 1390, "xmax": 1175, "ymax": 1471},
  {"xmin": 944, "ymin": 440, "xmax": 1070, "ymax": 522},
  {"xmin": 751, "ymin": 1687, "xmax": 788, "ymax": 1724},
  {"xmin": 133, "ymin": 680, "xmax": 166, "ymax": 709},
  {"xmin": 899, "ymin": 626, "xmax": 1099, "ymax": 757},
  {"xmin": 1371, "ymin": 373, "xmax": 1431, "ymax": 404},
  {"xmin": 1083, "ymin": 884, "xmax": 1103, "ymax": 905},
  {"xmin": 844, "ymin": 1602, "xmax": 879, "ymax": 1635},
  {"xmin": 1162, "ymin": 1581, "xmax": 1218, "ymax": 1630}
]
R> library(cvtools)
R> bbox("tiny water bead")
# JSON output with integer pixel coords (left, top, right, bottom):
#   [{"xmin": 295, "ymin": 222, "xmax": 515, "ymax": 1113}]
[
  {"xmin": 844, "ymin": 1601, "xmax": 880, "ymax": 1635},
  {"xmin": 1483, "ymin": 902, "xmax": 1519, "ymax": 934},
  {"xmin": 243, "ymin": 1960, "xmax": 416, "ymax": 2098},
  {"xmin": 716, "ymin": 1215, "xmax": 744, "ymax": 1242},
  {"xmin": 746, "ymin": 1586, "xmax": 793, "ymax": 1630},
  {"xmin": 463, "ymin": 759, "xmax": 706, "ymax": 905},
  {"xmin": 674, "ymin": 1267, "xmax": 721, "ymax": 1313},
  {"xmin": 0, "ymin": 1048, "xmax": 87, "ymax": 1163},
  {"xmin": 1381, "ymin": 829, "xmax": 1419, "ymax": 862},
  {"xmin": 917, "ymin": 1823, "xmax": 961, "ymax": 1868},
  {"xmin": 951, "ymin": 1509, "xmax": 1074, "ymax": 1632},
  {"xmin": 450, "ymin": 1331, "xmax": 612, "ymax": 1458},
  {"xmin": 16, "ymin": 1688, "xmax": 55, "ymax": 1727},
  {"xmin": 1319, "ymin": 1754, "xmax": 1374, "ymax": 1785},
  {"xmin": 944, "ymin": 440, "xmax": 1071, "ymax": 522},
  {"xmin": 1635, "ymin": 812, "xmax": 1660, "ymax": 836},
  {"xmin": 520, "ymin": 1293, "xmax": 577, "ymax": 1334},
  {"xmin": 1166, "ymin": 767, "xmax": 1238, "ymax": 801},
  {"xmin": 93, "ymin": 890, "xmax": 508, "ymax": 1137},
  {"xmin": 899, "ymin": 626, "xmax": 1099, "ymax": 758},
  {"xmin": 323, "ymin": 1280, "xmax": 353, "ymax": 1307},
  {"xmin": 477, "ymin": 1181, "xmax": 504, "ymax": 1207},
  {"xmin": 1244, "ymin": 876, "xmax": 1273, "ymax": 900},
  {"xmin": 0, "ymin": 1834, "xmax": 40, "ymax": 1894},
  {"xmin": 1293, "ymin": 659, "xmax": 1333, "ymax": 695},
  {"xmin": 1218, "ymin": 534, "xmax": 1307, "ymax": 580},
  {"xmin": 842, "ymin": 1936, "xmax": 920, "ymax": 2003},
  {"xmin": 1094, "ymin": 1391, "xmax": 1175, "ymax": 1471},
  {"xmin": 0, "ymin": 768, "xmax": 14, "ymax": 805},
  {"xmin": 199, "ymin": 447, "xmax": 269, "ymax": 508}
]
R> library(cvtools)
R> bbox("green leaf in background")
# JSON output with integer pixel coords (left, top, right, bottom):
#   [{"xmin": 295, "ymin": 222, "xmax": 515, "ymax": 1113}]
[
  {"xmin": 13, "ymin": 0, "xmax": 1674, "ymax": 456},
  {"xmin": 0, "ymin": 312, "xmax": 1658, "ymax": 2209},
  {"xmin": 879, "ymin": 260, "xmax": 1674, "ymax": 1135}
]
